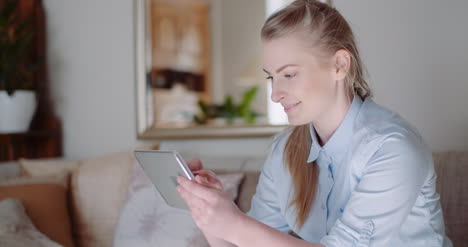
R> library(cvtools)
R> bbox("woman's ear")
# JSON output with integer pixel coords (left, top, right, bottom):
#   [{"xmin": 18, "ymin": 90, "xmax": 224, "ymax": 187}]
[{"xmin": 333, "ymin": 49, "xmax": 351, "ymax": 81}]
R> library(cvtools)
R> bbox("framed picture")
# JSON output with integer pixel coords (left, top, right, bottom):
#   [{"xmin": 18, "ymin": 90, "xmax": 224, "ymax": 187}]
[{"xmin": 134, "ymin": 0, "xmax": 287, "ymax": 139}]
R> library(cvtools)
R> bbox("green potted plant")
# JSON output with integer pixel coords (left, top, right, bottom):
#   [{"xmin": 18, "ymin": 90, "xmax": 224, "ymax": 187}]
[
  {"xmin": 194, "ymin": 87, "xmax": 261, "ymax": 125},
  {"xmin": 0, "ymin": 0, "xmax": 38, "ymax": 133}
]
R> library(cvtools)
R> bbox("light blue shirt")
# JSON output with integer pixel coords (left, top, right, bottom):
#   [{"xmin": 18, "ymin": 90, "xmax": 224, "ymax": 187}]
[{"xmin": 247, "ymin": 96, "xmax": 452, "ymax": 246}]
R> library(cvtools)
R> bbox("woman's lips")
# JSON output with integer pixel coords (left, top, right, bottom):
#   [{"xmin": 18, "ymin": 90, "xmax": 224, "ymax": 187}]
[{"xmin": 284, "ymin": 102, "xmax": 301, "ymax": 112}]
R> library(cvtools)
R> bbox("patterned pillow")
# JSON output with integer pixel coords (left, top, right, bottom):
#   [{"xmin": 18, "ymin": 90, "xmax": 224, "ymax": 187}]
[
  {"xmin": 0, "ymin": 198, "xmax": 63, "ymax": 247},
  {"xmin": 0, "ymin": 174, "xmax": 75, "ymax": 247},
  {"xmin": 113, "ymin": 163, "xmax": 244, "ymax": 247}
]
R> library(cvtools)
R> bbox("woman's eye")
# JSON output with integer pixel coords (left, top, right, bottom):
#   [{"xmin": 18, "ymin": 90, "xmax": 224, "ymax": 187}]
[{"xmin": 285, "ymin": 73, "xmax": 296, "ymax": 79}]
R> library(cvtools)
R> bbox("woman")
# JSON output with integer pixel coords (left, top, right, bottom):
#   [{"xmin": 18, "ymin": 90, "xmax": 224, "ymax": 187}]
[{"xmin": 177, "ymin": 0, "xmax": 452, "ymax": 246}]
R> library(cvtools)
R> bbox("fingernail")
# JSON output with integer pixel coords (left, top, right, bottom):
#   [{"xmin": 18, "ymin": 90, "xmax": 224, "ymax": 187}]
[{"xmin": 199, "ymin": 176, "xmax": 207, "ymax": 183}]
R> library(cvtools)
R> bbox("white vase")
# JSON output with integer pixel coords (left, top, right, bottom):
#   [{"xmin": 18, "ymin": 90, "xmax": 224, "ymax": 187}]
[{"xmin": 0, "ymin": 90, "xmax": 37, "ymax": 133}]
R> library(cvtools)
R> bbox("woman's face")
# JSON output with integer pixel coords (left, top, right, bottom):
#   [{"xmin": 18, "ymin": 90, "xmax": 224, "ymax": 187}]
[{"xmin": 262, "ymin": 35, "xmax": 339, "ymax": 126}]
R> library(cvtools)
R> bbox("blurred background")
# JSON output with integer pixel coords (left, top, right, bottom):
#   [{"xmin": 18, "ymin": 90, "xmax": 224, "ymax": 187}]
[{"xmin": 2, "ymin": 0, "xmax": 467, "ymax": 161}]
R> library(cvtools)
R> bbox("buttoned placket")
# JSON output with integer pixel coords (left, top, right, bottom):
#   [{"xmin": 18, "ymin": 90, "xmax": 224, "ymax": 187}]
[{"xmin": 318, "ymin": 150, "xmax": 335, "ymax": 234}]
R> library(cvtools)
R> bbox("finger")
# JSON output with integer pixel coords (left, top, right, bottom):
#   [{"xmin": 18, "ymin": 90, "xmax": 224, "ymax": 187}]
[
  {"xmin": 178, "ymin": 176, "xmax": 218, "ymax": 200},
  {"xmin": 194, "ymin": 175, "xmax": 210, "ymax": 186},
  {"xmin": 194, "ymin": 174, "xmax": 223, "ymax": 191},
  {"xmin": 177, "ymin": 184, "xmax": 208, "ymax": 209},
  {"xmin": 187, "ymin": 158, "xmax": 203, "ymax": 171},
  {"xmin": 193, "ymin": 169, "xmax": 216, "ymax": 178},
  {"xmin": 178, "ymin": 176, "xmax": 204, "ymax": 191},
  {"xmin": 193, "ymin": 170, "xmax": 219, "ymax": 184}
]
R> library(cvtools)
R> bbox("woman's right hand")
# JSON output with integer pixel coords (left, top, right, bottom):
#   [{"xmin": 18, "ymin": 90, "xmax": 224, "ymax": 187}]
[
  {"xmin": 187, "ymin": 158, "xmax": 223, "ymax": 191},
  {"xmin": 180, "ymin": 158, "xmax": 242, "ymax": 245}
]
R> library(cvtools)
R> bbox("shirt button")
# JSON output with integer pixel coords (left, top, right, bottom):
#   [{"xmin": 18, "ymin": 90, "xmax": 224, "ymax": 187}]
[{"xmin": 321, "ymin": 204, "xmax": 326, "ymax": 210}]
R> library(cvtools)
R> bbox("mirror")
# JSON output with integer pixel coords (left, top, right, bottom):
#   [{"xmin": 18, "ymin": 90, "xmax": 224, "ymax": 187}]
[{"xmin": 135, "ymin": 0, "xmax": 288, "ymax": 139}]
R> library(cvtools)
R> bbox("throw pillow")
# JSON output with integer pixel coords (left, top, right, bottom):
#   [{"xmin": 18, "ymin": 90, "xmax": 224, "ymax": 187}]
[
  {"xmin": 0, "ymin": 198, "xmax": 63, "ymax": 247},
  {"xmin": 0, "ymin": 174, "xmax": 75, "ymax": 247},
  {"xmin": 70, "ymin": 150, "xmax": 141, "ymax": 247},
  {"xmin": 19, "ymin": 159, "xmax": 80, "ymax": 178},
  {"xmin": 1, "ymin": 173, "xmax": 68, "ymax": 187},
  {"xmin": 0, "ymin": 161, "xmax": 21, "ymax": 182},
  {"xmin": 113, "ymin": 163, "xmax": 244, "ymax": 247},
  {"xmin": 235, "ymin": 171, "xmax": 261, "ymax": 213}
]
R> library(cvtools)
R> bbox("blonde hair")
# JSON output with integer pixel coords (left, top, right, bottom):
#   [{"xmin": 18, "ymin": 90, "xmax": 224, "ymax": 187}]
[{"xmin": 262, "ymin": 0, "xmax": 371, "ymax": 229}]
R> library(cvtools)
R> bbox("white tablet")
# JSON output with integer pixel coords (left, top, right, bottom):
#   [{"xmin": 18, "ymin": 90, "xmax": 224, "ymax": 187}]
[{"xmin": 134, "ymin": 150, "xmax": 194, "ymax": 210}]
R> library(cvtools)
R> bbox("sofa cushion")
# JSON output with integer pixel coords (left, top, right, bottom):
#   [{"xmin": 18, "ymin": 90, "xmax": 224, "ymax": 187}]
[
  {"xmin": 113, "ymin": 163, "xmax": 244, "ymax": 247},
  {"xmin": 212, "ymin": 169, "xmax": 247, "ymax": 201},
  {"xmin": 236, "ymin": 171, "xmax": 261, "ymax": 213},
  {"xmin": 15, "ymin": 145, "xmax": 159, "ymax": 247},
  {"xmin": 0, "ymin": 198, "xmax": 63, "ymax": 247},
  {"xmin": 0, "ymin": 174, "xmax": 75, "ymax": 247},
  {"xmin": 0, "ymin": 161, "xmax": 20, "ymax": 182},
  {"xmin": 433, "ymin": 151, "xmax": 468, "ymax": 247},
  {"xmin": 19, "ymin": 158, "xmax": 80, "ymax": 177},
  {"xmin": 70, "ymin": 150, "xmax": 135, "ymax": 247}
]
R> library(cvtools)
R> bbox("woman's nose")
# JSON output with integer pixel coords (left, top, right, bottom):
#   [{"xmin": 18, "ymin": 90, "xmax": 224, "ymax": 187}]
[{"xmin": 270, "ymin": 83, "xmax": 285, "ymax": 103}]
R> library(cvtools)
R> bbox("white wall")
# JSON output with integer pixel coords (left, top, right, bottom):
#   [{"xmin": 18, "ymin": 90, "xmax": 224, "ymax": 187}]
[
  {"xmin": 209, "ymin": 0, "xmax": 268, "ymax": 116},
  {"xmin": 45, "ymin": 0, "xmax": 146, "ymax": 160},
  {"xmin": 43, "ymin": 0, "xmax": 468, "ymax": 160},
  {"xmin": 219, "ymin": 0, "xmax": 267, "ymax": 114},
  {"xmin": 334, "ymin": 0, "xmax": 468, "ymax": 151},
  {"xmin": 44, "ymin": 0, "xmax": 273, "ymax": 161}
]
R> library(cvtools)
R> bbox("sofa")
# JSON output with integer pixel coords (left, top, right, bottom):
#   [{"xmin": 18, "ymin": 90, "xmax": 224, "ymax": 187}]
[{"xmin": 0, "ymin": 148, "xmax": 467, "ymax": 247}]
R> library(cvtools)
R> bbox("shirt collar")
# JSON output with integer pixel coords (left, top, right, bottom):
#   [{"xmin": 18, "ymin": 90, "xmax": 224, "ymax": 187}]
[{"xmin": 307, "ymin": 96, "xmax": 363, "ymax": 164}]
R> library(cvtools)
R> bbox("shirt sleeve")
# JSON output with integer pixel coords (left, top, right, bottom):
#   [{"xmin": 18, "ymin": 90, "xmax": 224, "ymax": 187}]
[
  {"xmin": 246, "ymin": 137, "xmax": 290, "ymax": 233},
  {"xmin": 320, "ymin": 133, "xmax": 431, "ymax": 247}
]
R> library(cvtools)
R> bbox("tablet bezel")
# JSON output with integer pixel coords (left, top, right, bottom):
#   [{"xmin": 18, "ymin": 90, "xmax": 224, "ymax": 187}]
[{"xmin": 134, "ymin": 150, "xmax": 194, "ymax": 210}]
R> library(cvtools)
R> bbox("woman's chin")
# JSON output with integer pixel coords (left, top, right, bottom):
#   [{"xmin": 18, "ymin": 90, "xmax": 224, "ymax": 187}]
[{"xmin": 286, "ymin": 116, "xmax": 310, "ymax": 126}]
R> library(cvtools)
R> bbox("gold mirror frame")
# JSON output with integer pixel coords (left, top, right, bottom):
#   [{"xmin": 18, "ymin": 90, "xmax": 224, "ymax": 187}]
[{"xmin": 134, "ymin": 0, "xmax": 287, "ymax": 139}]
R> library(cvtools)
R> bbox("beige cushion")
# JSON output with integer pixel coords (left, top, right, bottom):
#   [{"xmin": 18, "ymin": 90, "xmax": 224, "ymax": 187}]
[
  {"xmin": 433, "ymin": 151, "xmax": 468, "ymax": 247},
  {"xmin": 70, "ymin": 150, "xmax": 135, "ymax": 247},
  {"xmin": 0, "ymin": 175, "xmax": 75, "ymax": 247},
  {"xmin": 236, "ymin": 171, "xmax": 261, "ymax": 213},
  {"xmin": 0, "ymin": 198, "xmax": 63, "ymax": 247},
  {"xmin": 0, "ymin": 161, "xmax": 21, "ymax": 182},
  {"xmin": 17, "ymin": 145, "xmax": 159, "ymax": 247},
  {"xmin": 19, "ymin": 158, "xmax": 80, "ymax": 178},
  {"xmin": 0, "ymin": 174, "xmax": 68, "ymax": 187}
]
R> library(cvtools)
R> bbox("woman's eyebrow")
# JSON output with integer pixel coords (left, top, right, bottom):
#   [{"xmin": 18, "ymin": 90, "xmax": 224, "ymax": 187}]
[{"xmin": 263, "ymin": 64, "xmax": 299, "ymax": 74}]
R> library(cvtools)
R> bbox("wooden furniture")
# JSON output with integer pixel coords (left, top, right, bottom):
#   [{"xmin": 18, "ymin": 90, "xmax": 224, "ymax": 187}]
[
  {"xmin": 0, "ymin": 131, "xmax": 62, "ymax": 161},
  {"xmin": 0, "ymin": 0, "xmax": 62, "ymax": 162}
]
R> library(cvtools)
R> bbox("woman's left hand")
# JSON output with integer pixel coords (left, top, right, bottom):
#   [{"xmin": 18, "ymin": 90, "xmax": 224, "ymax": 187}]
[{"xmin": 177, "ymin": 175, "xmax": 245, "ymax": 242}]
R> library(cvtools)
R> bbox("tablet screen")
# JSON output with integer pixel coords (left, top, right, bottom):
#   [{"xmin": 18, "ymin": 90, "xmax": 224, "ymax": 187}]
[{"xmin": 134, "ymin": 150, "xmax": 192, "ymax": 210}]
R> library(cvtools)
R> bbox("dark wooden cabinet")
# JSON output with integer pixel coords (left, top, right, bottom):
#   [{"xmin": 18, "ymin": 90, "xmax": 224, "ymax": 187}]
[
  {"xmin": 0, "ymin": 131, "xmax": 62, "ymax": 161},
  {"xmin": 0, "ymin": 0, "xmax": 62, "ymax": 162}
]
